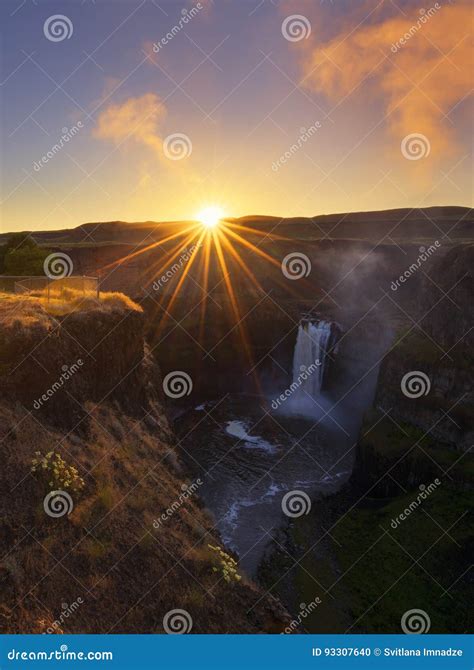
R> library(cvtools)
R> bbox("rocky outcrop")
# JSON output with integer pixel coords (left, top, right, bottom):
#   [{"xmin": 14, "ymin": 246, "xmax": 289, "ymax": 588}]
[
  {"xmin": 420, "ymin": 243, "xmax": 474, "ymax": 350},
  {"xmin": 258, "ymin": 244, "xmax": 473, "ymax": 634},
  {"xmin": 374, "ymin": 244, "xmax": 473, "ymax": 453},
  {"xmin": 0, "ymin": 299, "xmax": 150, "ymax": 428},
  {"xmin": 0, "ymin": 295, "xmax": 290, "ymax": 634}
]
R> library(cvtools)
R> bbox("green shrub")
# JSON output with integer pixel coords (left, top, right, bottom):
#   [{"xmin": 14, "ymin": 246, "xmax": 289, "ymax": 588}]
[{"xmin": 1, "ymin": 233, "xmax": 50, "ymax": 276}]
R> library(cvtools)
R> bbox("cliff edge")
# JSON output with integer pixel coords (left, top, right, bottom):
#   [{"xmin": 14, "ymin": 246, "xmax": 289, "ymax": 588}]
[{"xmin": 0, "ymin": 294, "xmax": 288, "ymax": 633}]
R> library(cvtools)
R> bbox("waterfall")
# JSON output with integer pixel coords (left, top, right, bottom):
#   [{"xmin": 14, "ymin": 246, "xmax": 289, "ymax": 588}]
[{"xmin": 292, "ymin": 320, "xmax": 338, "ymax": 397}]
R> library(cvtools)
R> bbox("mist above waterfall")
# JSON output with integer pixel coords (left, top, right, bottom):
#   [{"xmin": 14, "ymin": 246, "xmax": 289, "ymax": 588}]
[{"xmin": 268, "ymin": 313, "xmax": 391, "ymax": 458}]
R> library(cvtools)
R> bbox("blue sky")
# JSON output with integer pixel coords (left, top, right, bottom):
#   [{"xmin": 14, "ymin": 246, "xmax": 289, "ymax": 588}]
[{"xmin": 1, "ymin": 0, "xmax": 472, "ymax": 231}]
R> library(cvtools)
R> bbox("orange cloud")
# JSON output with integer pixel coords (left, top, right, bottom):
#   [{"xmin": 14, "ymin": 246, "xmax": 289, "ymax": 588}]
[
  {"xmin": 299, "ymin": 2, "xmax": 473, "ymax": 160},
  {"xmin": 93, "ymin": 93, "xmax": 167, "ymax": 157}
]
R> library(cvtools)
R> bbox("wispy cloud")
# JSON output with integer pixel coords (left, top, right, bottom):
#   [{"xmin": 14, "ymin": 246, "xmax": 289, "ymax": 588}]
[
  {"xmin": 298, "ymin": 1, "xmax": 472, "ymax": 161},
  {"xmin": 93, "ymin": 93, "xmax": 167, "ymax": 157}
]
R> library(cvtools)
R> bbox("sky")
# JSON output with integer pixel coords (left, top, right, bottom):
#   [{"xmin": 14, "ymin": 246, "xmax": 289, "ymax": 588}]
[{"xmin": 0, "ymin": 0, "xmax": 472, "ymax": 232}]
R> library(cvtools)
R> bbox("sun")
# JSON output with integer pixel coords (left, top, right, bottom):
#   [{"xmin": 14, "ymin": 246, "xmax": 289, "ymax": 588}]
[{"xmin": 197, "ymin": 206, "xmax": 224, "ymax": 229}]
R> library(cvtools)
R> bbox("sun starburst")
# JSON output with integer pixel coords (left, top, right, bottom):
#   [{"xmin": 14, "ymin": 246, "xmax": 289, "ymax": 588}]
[
  {"xmin": 197, "ymin": 206, "xmax": 223, "ymax": 229},
  {"xmin": 98, "ymin": 212, "xmax": 297, "ymax": 379}
]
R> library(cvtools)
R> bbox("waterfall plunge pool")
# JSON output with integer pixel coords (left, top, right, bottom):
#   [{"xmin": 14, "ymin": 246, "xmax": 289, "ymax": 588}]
[
  {"xmin": 176, "ymin": 395, "xmax": 352, "ymax": 575},
  {"xmin": 175, "ymin": 318, "xmax": 376, "ymax": 576}
]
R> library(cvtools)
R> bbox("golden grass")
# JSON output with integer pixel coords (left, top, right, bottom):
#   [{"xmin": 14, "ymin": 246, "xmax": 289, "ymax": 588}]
[
  {"xmin": 0, "ymin": 373, "xmax": 288, "ymax": 633},
  {"xmin": 0, "ymin": 292, "xmax": 52, "ymax": 329},
  {"xmin": 0, "ymin": 289, "xmax": 141, "ymax": 324}
]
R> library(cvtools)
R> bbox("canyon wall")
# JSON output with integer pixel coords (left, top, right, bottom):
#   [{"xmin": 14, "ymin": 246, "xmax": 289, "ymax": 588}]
[{"xmin": 0, "ymin": 297, "xmax": 288, "ymax": 633}]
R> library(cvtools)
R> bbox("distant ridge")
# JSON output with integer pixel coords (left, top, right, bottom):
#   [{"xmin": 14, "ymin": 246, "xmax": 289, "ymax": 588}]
[{"xmin": 1, "ymin": 206, "xmax": 472, "ymax": 246}]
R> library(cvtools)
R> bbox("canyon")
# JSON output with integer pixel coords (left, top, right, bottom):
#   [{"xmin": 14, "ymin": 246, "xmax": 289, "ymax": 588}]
[{"xmin": 0, "ymin": 206, "xmax": 472, "ymax": 633}]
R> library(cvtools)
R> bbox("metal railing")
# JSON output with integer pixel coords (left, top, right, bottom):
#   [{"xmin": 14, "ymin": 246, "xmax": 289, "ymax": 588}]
[{"xmin": 0, "ymin": 275, "xmax": 99, "ymax": 302}]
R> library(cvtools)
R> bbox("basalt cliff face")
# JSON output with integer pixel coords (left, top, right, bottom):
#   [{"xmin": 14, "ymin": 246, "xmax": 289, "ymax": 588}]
[
  {"xmin": 0, "ymin": 298, "xmax": 148, "ymax": 428},
  {"xmin": 0, "ymin": 297, "xmax": 288, "ymax": 634},
  {"xmin": 360, "ymin": 244, "xmax": 474, "ymax": 496},
  {"xmin": 258, "ymin": 244, "xmax": 473, "ymax": 634},
  {"xmin": 349, "ymin": 243, "xmax": 473, "ymax": 495}
]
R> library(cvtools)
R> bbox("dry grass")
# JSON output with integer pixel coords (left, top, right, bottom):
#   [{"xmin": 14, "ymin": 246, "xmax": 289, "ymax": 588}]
[
  {"xmin": 0, "ymin": 290, "xmax": 141, "ymax": 325},
  {"xmin": 0, "ymin": 288, "xmax": 288, "ymax": 634},
  {"xmin": 0, "ymin": 400, "xmax": 287, "ymax": 633},
  {"xmin": 73, "ymin": 291, "xmax": 141, "ymax": 313},
  {"xmin": 0, "ymin": 293, "xmax": 52, "ymax": 329}
]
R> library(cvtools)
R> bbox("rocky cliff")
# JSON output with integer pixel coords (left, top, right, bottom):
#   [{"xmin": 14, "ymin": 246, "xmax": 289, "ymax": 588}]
[
  {"xmin": 257, "ymin": 243, "xmax": 473, "ymax": 634},
  {"xmin": 366, "ymin": 243, "xmax": 473, "ymax": 491},
  {"xmin": 0, "ymin": 294, "xmax": 288, "ymax": 634}
]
